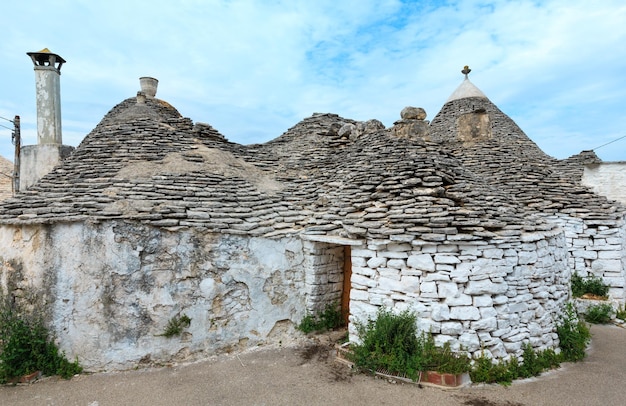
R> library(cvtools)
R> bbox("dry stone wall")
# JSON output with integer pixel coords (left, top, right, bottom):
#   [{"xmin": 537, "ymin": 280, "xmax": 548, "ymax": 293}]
[
  {"xmin": 0, "ymin": 221, "xmax": 309, "ymax": 371},
  {"xmin": 543, "ymin": 213, "xmax": 626, "ymax": 300},
  {"xmin": 302, "ymin": 241, "xmax": 345, "ymax": 312},
  {"xmin": 348, "ymin": 230, "xmax": 568, "ymax": 360}
]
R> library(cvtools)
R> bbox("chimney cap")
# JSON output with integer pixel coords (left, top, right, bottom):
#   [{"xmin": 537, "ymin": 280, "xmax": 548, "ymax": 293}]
[{"xmin": 27, "ymin": 48, "xmax": 66, "ymax": 71}]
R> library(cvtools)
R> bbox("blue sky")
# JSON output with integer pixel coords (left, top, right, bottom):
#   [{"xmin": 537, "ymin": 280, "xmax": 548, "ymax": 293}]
[{"xmin": 1, "ymin": 0, "xmax": 625, "ymax": 162}]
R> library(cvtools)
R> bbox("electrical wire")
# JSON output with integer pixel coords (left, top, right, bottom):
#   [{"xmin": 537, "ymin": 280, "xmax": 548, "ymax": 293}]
[{"xmin": 591, "ymin": 134, "xmax": 626, "ymax": 151}]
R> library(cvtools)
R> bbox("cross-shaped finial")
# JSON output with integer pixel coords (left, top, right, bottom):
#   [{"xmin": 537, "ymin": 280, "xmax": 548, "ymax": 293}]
[{"xmin": 461, "ymin": 65, "xmax": 471, "ymax": 79}]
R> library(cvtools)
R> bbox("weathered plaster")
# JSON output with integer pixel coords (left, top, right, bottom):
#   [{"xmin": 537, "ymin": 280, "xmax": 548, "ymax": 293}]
[
  {"xmin": 0, "ymin": 221, "xmax": 311, "ymax": 371},
  {"xmin": 582, "ymin": 162, "xmax": 626, "ymax": 205}
]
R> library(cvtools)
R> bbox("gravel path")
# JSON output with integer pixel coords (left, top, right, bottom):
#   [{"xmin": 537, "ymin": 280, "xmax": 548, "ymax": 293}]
[{"xmin": 0, "ymin": 324, "xmax": 624, "ymax": 406}]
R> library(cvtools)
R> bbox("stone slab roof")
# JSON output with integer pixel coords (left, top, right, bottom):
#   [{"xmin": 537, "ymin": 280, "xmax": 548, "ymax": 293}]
[
  {"xmin": 429, "ymin": 94, "xmax": 624, "ymax": 222},
  {"xmin": 0, "ymin": 95, "xmax": 554, "ymax": 242}
]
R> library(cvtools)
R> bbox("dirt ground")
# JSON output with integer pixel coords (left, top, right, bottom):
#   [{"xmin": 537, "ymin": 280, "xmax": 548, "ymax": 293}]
[{"xmin": 0, "ymin": 324, "xmax": 624, "ymax": 406}]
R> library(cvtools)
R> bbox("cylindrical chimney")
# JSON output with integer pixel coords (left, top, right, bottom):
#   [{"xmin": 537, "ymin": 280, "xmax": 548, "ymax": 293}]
[
  {"xmin": 139, "ymin": 77, "xmax": 158, "ymax": 98},
  {"xmin": 26, "ymin": 48, "xmax": 65, "ymax": 145}
]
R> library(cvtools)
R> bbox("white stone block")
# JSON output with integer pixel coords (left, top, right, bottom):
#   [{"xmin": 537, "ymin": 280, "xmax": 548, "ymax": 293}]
[
  {"xmin": 459, "ymin": 332, "xmax": 480, "ymax": 352},
  {"xmin": 437, "ymin": 244, "xmax": 459, "ymax": 253},
  {"xmin": 438, "ymin": 282, "xmax": 459, "ymax": 298},
  {"xmin": 572, "ymin": 249, "xmax": 597, "ymax": 259},
  {"xmin": 352, "ymin": 248, "xmax": 376, "ymax": 258},
  {"xmin": 480, "ymin": 307, "xmax": 498, "ymax": 318},
  {"xmin": 507, "ymin": 301, "xmax": 528, "ymax": 314},
  {"xmin": 471, "ymin": 316, "xmax": 497, "ymax": 331},
  {"xmin": 418, "ymin": 319, "xmax": 441, "ymax": 334},
  {"xmin": 351, "ymin": 273, "xmax": 377, "ymax": 289},
  {"xmin": 400, "ymin": 276, "xmax": 420, "ymax": 292},
  {"xmin": 492, "ymin": 327, "xmax": 511, "ymax": 337},
  {"xmin": 598, "ymin": 250, "xmax": 623, "ymax": 260},
  {"xmin": 420, "ymin": 281, "xmax": 437, "ymax": 293},
  {"xmin": 352, "ymin": 266, "xmax": 376, "ymax": 277},
  {"xmin": 431, "ymin": 303, "xmax": 450, "ymax": 321},
  {"xmin": 449, "ymin": 306, "xmax": 480, "ymax": 320},
  {"xmin": 351, "ymin": 257, "xmax": 367, "ymax": 267},
  {"xmin": 423, "ymin": 273, "xmax": 450, "ymax": 282},
  {"xmin": 459, "ymin": 245, "xmax": 482, "ymax": 256},
  {"xmin": 504, "ymin": 255, "xmax": 519, "ymax": 266},
  {"xmin": 441, "ymin": 321, "xmax": 463, "ymax": 335},
  {"xmin": 433, "ymin": 334, "xmax": 455, "ymax": 347},
  {"xmin": 369, "ymin": 293, "xmax": 386, "ymax": 306},
  {"xmin": 387, "ymin": 259, "xmax": 407, "ymax": 269},
  {"xmin": 592, "ymin": 259, "xmax": 622, "ymax": 272},
  {"xmin": 435, "ymin": 264, "xmax": 455, "ymax": 272},
  {"xmin": 483, "ymin": 248, "xmax": 504, "ymax": 259},
  {"xmin": 379, "ymin": 251, "xmax": 409, "ymax": 259},
  {"xmin": 378, "ymin": 276, "xmax": 404, "ymax": 292},
  {"xmin": 434, "ymin": 254, "xmax": 461, "ymax": 264},
  {"xmin": 387, "ymin": 243, "xmax": 412, "ymax": 252},
  {"xmin": 420, "ymin": 245, "xmax": 438, "ymax": 253},
  {"xmin": 378, "ymin": 267, "xmax": 401, "ymax": 280},
  {"xmin": 605, "ymin": 276, "xmax": 625, "ymax": 287},
  {"xmin": 350, "ymin": 289, "xmax": 369, "ymax": 301},
  {"xmin": 473, "ymin": 295, "xmax": 493, "ymax": 307},
  {"xmin": 450, "ymin": 267, "xmax": 470, "ymax": 283},
  {"xmin": 465, "ymin": 279, "xmax": 508, "ymax": 295},
  {"xmin": 493, "ymin": 295, "xmax": 508, "ymax": 305},
  {"xmin": 407, "ymin": 254, "xmax": 435, "ymax": 271},
  {"xmin": 350, "ymin": 301, "xmax": 379, "ymax": 321},
  {"xmin": 446, "ymin": 294, "xmax": 472, "ymax": 306},
  {"xmin": 366, "ymin": 257, "xmax": 387, "ymax": 269},
  {"xmin": 518, "ymin": 251, "xmax": 538, "ymax": 265}
]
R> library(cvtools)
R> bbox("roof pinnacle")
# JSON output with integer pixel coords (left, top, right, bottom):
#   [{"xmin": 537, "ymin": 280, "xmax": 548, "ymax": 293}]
[{"xmin": 462, "ymin": 65, "xmax": 471, "ymax": 79}]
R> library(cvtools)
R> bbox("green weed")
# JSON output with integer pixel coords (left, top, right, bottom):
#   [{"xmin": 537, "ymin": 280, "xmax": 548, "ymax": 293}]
[
  {"xmin": 556, "ymin": 302, "xmax": 591, "ymax": 362},
  {"xmin": 583, "ymin": 303, "xmax": 613, "ymax": 324},
  {"xmin": 161, "ymin": 314, "xmax": 192, "ymax": 338},
  {"xmin": 571, "ymin": 273, "xmax": 609, "ymax": 298},
  {"xmin": 0, "ymin": 302, "xmax": 82, "ymax": 383},
  {"xmin": 297, "ymin": 303, "xmax": 344, "ymax": 334},
  {"xmin": 469, "ymin": 353, "xmax": 517, "ymax": 386},
  {"xmin": 348, "ymin": 308, "xmax": 470, "ymax": 381},
  {"xmin": 469, "ymin": 345, "xmax": 562, "ymax": 386}
]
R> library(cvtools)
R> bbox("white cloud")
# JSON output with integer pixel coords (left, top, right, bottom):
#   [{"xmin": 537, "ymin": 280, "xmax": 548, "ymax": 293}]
[{"xmin": 1, "ymin": 0, "xmax": 625, "ymax": 161}]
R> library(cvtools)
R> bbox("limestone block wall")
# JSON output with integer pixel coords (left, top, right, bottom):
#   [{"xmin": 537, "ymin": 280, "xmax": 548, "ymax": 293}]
[
  {"xmin": 0, "ymin": 221, "xmax": 308, "ymax": 371},
  {"xmin": 543, "ymin": 213, "xmax": 626, "ymax": 301},
  {"xmin": 302, "ymin": 241, "xmax": 345, "ymax": 312},
  {"xmin": 347, "ymin": 231, "xmax": 568, "ymax": 361}
]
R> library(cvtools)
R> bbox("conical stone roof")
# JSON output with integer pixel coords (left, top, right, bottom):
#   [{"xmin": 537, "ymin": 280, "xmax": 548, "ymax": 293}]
[
  {"xmin": 429, "ymin": 76, "xmax": 624, "ymax": 220},
  {"xmin": 0, "ymin": 93, "xmax": 556, "ymax": 241}
]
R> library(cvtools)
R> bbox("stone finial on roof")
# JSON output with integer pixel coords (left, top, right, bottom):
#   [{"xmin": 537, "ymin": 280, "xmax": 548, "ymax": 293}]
[
  {"xmin": 462, "ymin": 65, "xmax": 471, "ymax": 79},
  {"xmin": 445, "ymin": 66, "xmax": 487, "ymax": 103}
]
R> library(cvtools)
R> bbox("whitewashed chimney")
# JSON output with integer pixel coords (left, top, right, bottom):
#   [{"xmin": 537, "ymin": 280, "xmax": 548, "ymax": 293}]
[
  {"xmin": 20, "ymin": 49, "xmax": 74, "ymax": 190},
  {"xmin": 27, "ymin": 48, "xmax": 65, "ymax": 145},
  {"xmin": 139, "ymin": 77, "xmax": 158, "ymax": 98}
]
